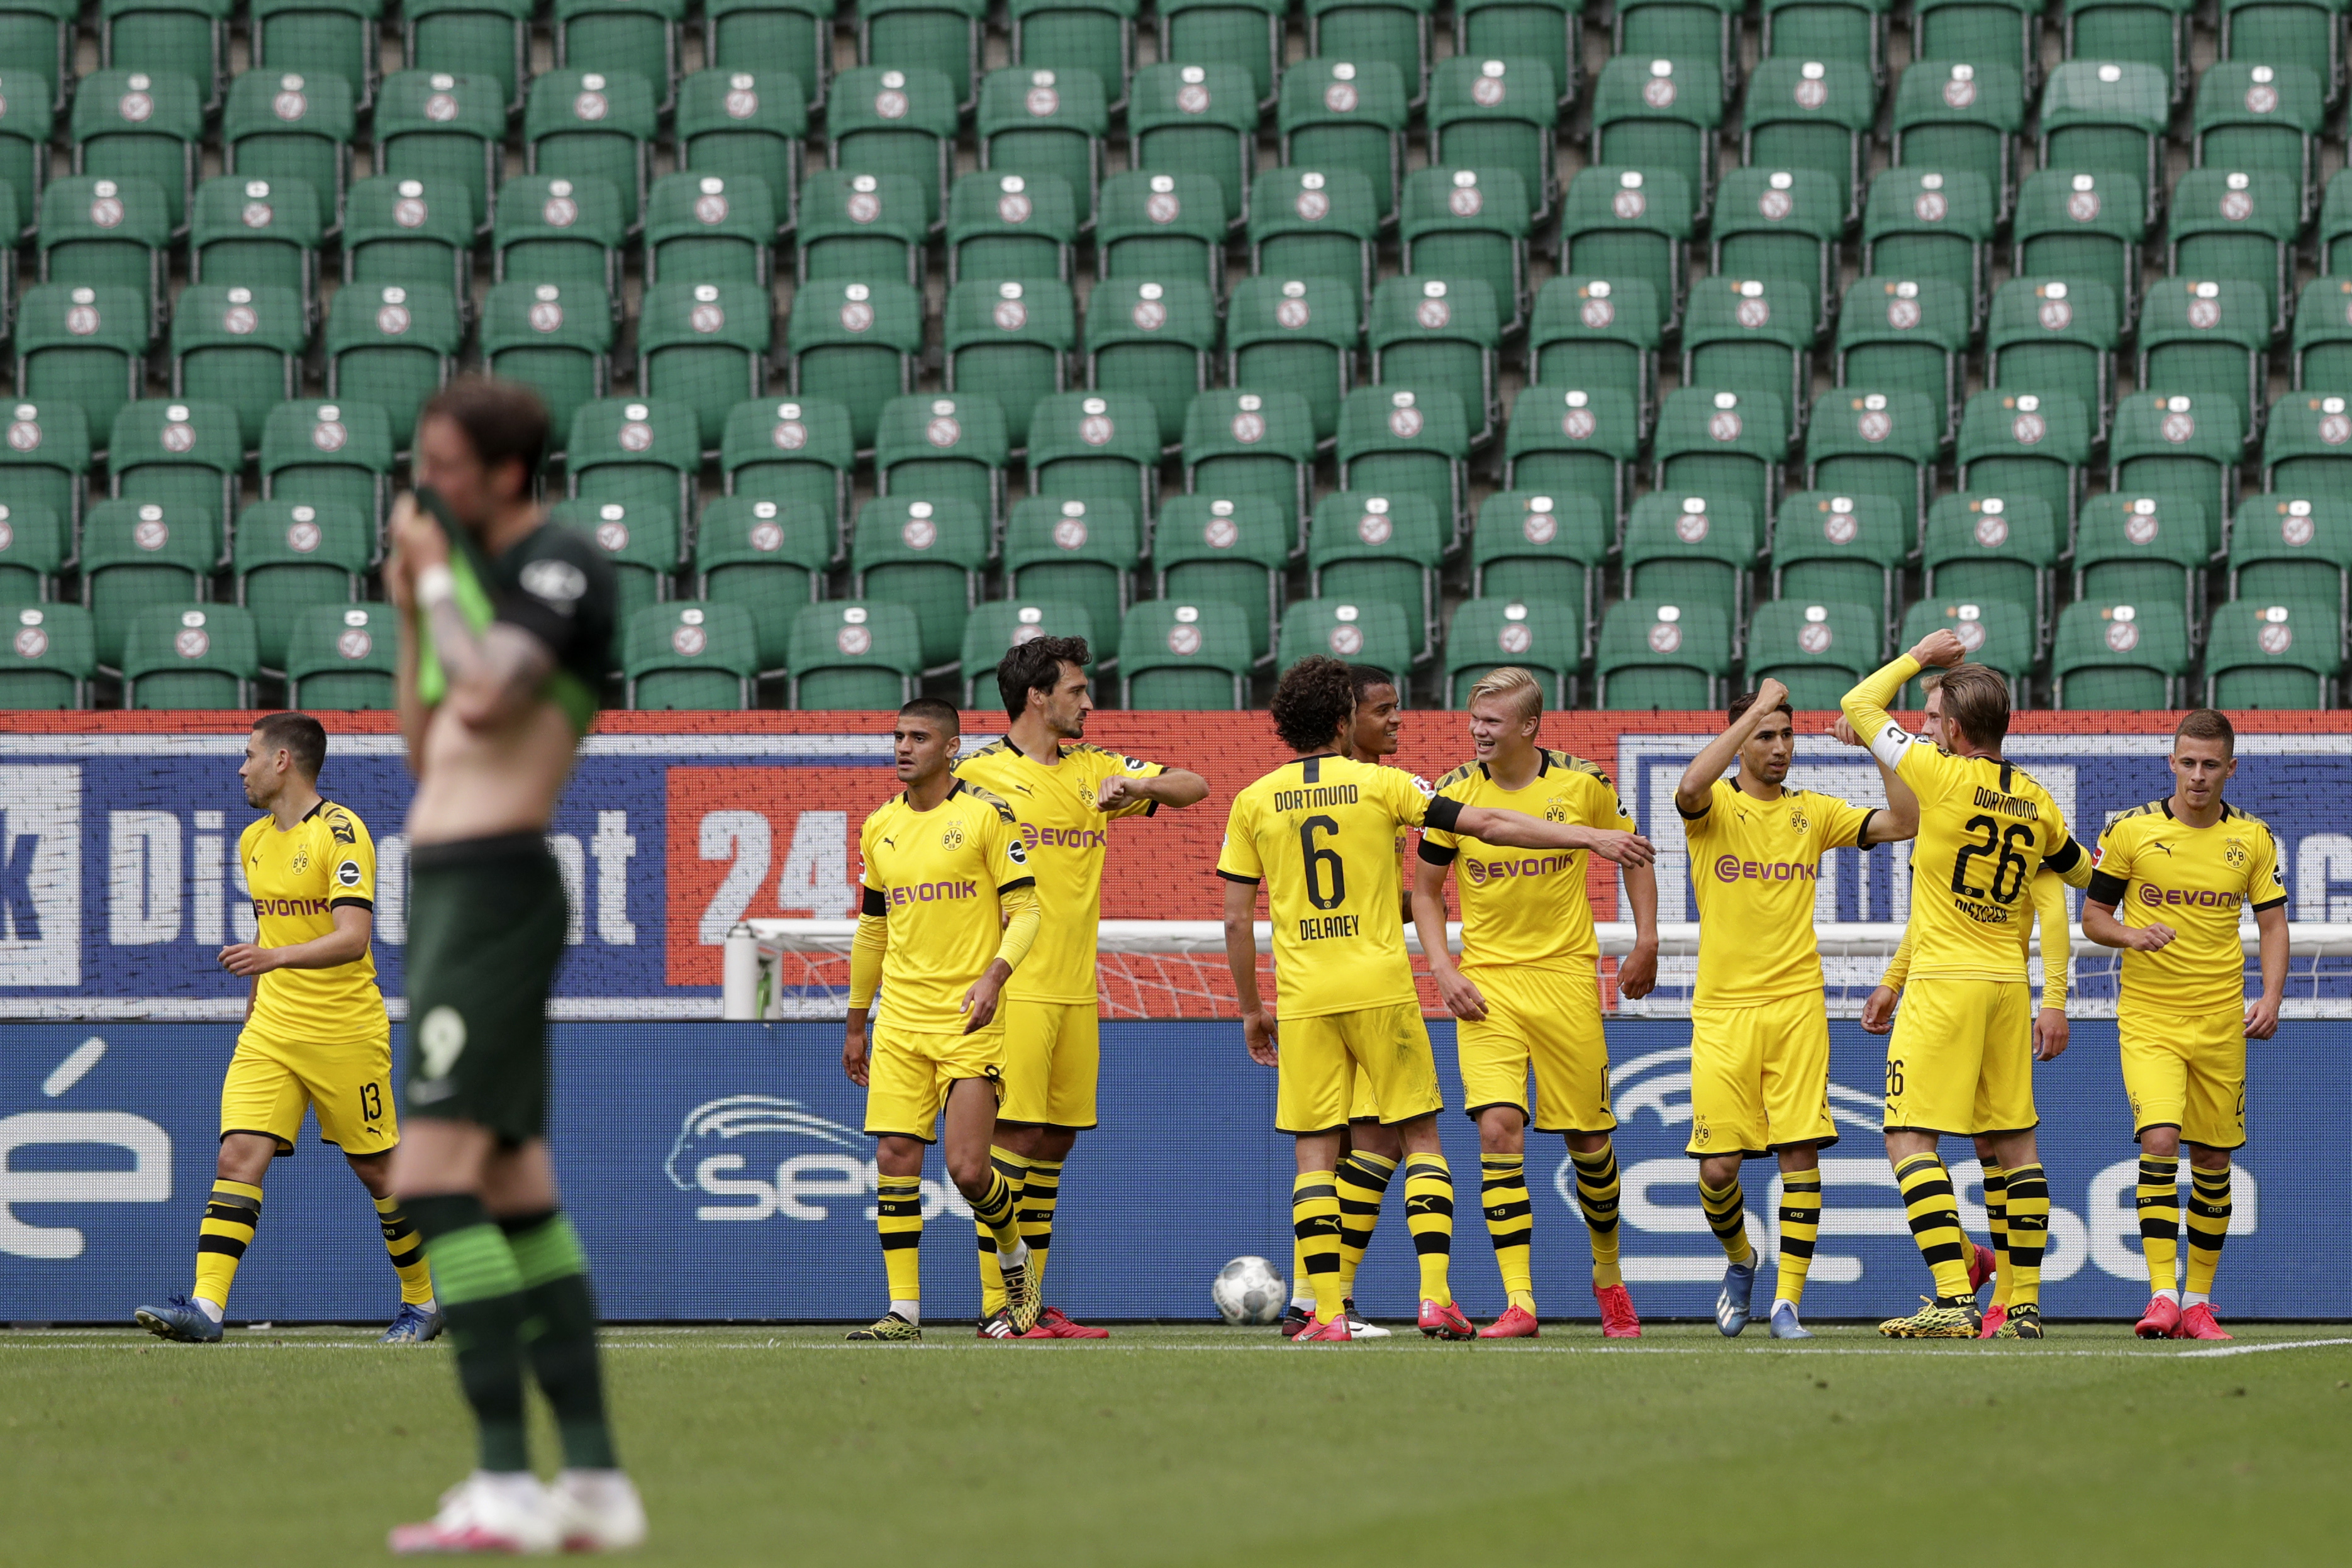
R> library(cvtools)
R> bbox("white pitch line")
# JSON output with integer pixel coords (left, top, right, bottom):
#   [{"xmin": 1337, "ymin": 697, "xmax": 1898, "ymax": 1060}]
[{"xmin": 2174, "ymin": 1337, "xmax": 2352, "ymax": 1358}]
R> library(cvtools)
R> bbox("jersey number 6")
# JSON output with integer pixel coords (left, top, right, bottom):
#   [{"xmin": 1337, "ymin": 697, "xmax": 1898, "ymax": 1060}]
[{"xmin": 1299, "ymin": 816, "xmax": 1347, "ymax": 910}]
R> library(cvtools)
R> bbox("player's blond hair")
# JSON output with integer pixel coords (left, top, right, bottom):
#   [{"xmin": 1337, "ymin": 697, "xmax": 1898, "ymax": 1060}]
[
  {"xmin": 1467, "ymin": 667, "xmax": 1543, "ymax": 724},
  {"xmin": 1937, "ymin": 664, "xmax": 2010, "ymax": 749}
]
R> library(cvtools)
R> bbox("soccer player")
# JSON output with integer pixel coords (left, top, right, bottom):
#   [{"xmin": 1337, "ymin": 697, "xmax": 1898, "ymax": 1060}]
[
  {"xmin": 1671, "ymin": 679, "xmax": 1919, "ymax": 1341},
  {"xmin": 382, "ymin": 380, "xmax": 641, "ymax": 1554},
  {"xmin": 133, "ymin": 713, "xmax": 438, "ymax": 1346},
  {"xmin": 844, "ymin": 698, "xmax": 1047, "ymax": 1344},
  {"xmin": 2080, "ymin": 709, "xmax": 2287, "ymax": 1342},
  {"xmin": 954, "ymin": 638, "xmax": 1207, "ymax": 1338},
  {"xmin": 1841, "ymin": 631, "xmax": 2095, "ymax": 1340},
  {"xmin": 1411, "ymin": 667, "xmax": 1662, "ymax": 1339}
]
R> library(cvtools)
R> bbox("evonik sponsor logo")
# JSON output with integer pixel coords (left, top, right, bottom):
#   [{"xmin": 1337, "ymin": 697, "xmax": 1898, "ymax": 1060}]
[
  {"xmin": 0, "ymin": 1036, "xmax": 172, "ymax": 1259},
  {"xmin": 666, "ymin": 1094, "xmax": 973, "ymax": 1223}
]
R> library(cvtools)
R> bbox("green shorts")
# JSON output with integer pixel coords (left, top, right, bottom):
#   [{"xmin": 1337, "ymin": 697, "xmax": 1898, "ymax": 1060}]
[{"xmin": 401, "ymin": 832, "xmax": 568, "ymax": 1144}]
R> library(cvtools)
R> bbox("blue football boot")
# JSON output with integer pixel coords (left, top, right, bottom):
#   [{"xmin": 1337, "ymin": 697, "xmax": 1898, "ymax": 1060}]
[
  {"xmin": 134, "ymin": 1294, "xmax": 223, "ymax": 1343},
  {"xmin": 381, "ymin": 1302, "xmax": 443, "ymax": 1344},
  {"xmin": 1769, "ymin": 1300, "xmax": 1814, "ymax": 1340},
  {"xmin": 1715, "ymin": 1250, "xmax": 1759, "ymax": 1337}
]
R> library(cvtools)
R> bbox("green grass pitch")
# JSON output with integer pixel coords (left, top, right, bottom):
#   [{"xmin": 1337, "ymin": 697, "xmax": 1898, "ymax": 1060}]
[{"xmin": 6, "ymin": 1324, "xmax": 2349, "ymax": 1565}]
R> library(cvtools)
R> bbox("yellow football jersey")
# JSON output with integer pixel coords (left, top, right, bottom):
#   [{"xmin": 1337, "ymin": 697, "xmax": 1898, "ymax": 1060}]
[
  {"xmin": 1420, "ymin": 750, "xmax": 1630, "ymax": 972},
  {"xmin": 954, "ymin": 738, "xmax": 1165, "ymax": 1004},
  {"xmin": 1216, "ymin": 754, "xmax": 1459, "ymax": 1018},
  {"xmin": 2091, "ymin": 799, "xmax": 2285, "ymax": 1014},
  {"xmin": 1683, "ymin": 776, "xmax": 1876, "ymax": 1004},
  {"xmin": 240, "ymin": 800, "xmax": 385, "ymax": 1044},
  {"xmin": 858, "ymin": 779, "xmax": 1037, "ymax": 1031}
]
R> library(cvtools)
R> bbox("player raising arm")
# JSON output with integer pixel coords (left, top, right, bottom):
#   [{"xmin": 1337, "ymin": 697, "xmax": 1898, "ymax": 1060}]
[
  {"xmin": 1218, "ymin": 658, "xmax": 1654, "ymax": 1343},
  {"xmin": 844, "ymin": 699, "xmax": 1048, "ymax": 1344},
  {"xmin": 2080, "ymin": 709, "xmax": 2287, "ymax": 1342},
  {"xmin": 1841, "ymin": 631, "xmax": 2094, "ymax": 1341}
]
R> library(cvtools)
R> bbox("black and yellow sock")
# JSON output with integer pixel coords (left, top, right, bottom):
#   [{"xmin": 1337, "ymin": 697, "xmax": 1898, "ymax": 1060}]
[
  {"xmin": 876, "ymin": 1173, "xmax": 923, "ymax": 1309},
  {"xmin": 1292, "ymin": 1170, "xmax": 1342, "ymax": 1322},
  {"xmin": 1403, "ymin": 1152, "xmax": 1455, "ymax": 1304},
  {"xmin": 404, "ymin": 1193, "xmax": 531, "ymax": 1472},
  {"xmin": 1895, "ymin": 1153, "xmax": 1973, "ymax": 1301},
  {"xmin": 971, "ymin": 1165, "xmax": 1023, "ymax": 1260},
  {"xmin": 2185, "ymin": 1164, "xmax": 2231, "ymax": 1298},
  {"xmin": 1981, "ymin": 1162, "xmax": 2011, "ymax": 1308},
  {"xmin": 1017, "ymin": 1156, "xmax": 1061, "ymax": 1298},
  {"xmin": 1775, "ymin": 1170, "xmax": 1820, "ymax": 1306},
  {"xmin": 2004, "ymin": 1164, "xmax": 2050, "ymax": 1310},
  {"xmin": 1570, "ymin": 1144, "xmax": 1624, "ymax": 1289},
  {"xmin": 1334, "ymin": 1150, "xmax": 1397, "ymax": 1301},
  {"xmin": 1699, "ymin": 1176, "xmax": 1750, "ymax": 1263},
  {"xmin": 192, "ymin": 1177, "xmax": 263, "ymax": 1309},
  {"xmin": 975, "ymin": 1146, "xmax": 1028, "ymax": 1316},
  {"xmin": 1480, "ymin": 1154, "xmax": 1534, "ymax": 1312},
  {"xmin": 501, "ymin": 1209, "xmax": 617, "ymax": 1471},
  {"xmin": 2137, "ymin": 1154, "xmax": 2181, "ymax": 1298},
  {"xmin": 376, "ymin": 1194, "xmax": 435, "ymax": 1307}
]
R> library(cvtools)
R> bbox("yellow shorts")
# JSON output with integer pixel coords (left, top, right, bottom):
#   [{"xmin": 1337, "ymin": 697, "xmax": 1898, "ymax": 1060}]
[
  {"xmin": 220, "ymin": 1030, "xmax": 398, "ymax": 1157},
  {"xmin": 1347, "ymin": 1067, "xmax": 1381, "ymax": 1123},
  {"xmin": 1456, "ymin": 965, "xmax": 1615, "ymax": 1134},
  {"xmin": 996, "ymin": 998, "xmax": 1100, "ymax": 1129},
  {"xmin": 1686, "ymin": 993, "xmax": 1838, "ymax": 1157},
  {"xmin": 1278, "ymin": 1002, "xmax": 1444, "ymax": 1135},
  {"xmin": 863, "ymin": 1022, "xmax": 1006, "ymax": 1143},
  {"xmin": 1884, "ymin": 979, "xmax": 2036, "ymax": 1137},
  {"xmin": 2120, "ymin": 1004, "xmax": 2246, "ymax": 1150}
]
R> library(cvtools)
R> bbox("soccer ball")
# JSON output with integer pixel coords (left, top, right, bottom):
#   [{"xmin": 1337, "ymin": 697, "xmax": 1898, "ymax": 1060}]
[{"xmin": 1211, "ymin": 1255, "xmax": 1287, "ymax": 1326}]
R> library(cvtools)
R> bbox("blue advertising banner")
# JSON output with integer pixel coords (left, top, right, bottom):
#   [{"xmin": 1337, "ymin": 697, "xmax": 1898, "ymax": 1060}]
[{"xmin": 1, "ymin": 1021, "xmax": 2338, "ymax": 1322}]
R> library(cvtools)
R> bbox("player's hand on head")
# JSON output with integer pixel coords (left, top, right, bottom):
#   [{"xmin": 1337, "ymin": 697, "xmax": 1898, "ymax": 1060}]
[
  {"xmin": 1859, "ymin": 985, "xmax": 1898, "ymax": 1034},
  {"xmin": 1753, "ymin": 676, "xmax": 1789, "ymax": 713},
  {"xmin": 2033, "ymin": 1007, "xmax": 2070, "ymax": 1061},
  {"xmin": 1906, "ymin": 629, "xmax": 1967, "ymax": 669}
]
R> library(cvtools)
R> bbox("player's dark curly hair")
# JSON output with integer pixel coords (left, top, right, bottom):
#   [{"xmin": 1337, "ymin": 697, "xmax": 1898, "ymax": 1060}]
[
  {"xmin": 996, "ymin": 635, "xmax": 1091, "ymax": 721},
  {"xmin": 1271, "ymin": 656, "xmax": 1357, "ymax": 753}
]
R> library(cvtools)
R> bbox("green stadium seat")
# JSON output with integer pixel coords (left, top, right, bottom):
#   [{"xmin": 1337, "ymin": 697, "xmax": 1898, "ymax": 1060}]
[
  {"xmin": 1804, "ymin": 389, "xmax": 1942, "ymax": 530},
  {"xmin": 2231, "ymin": 493, "xmax": 2352, "ymax": 612},
  {"xmin": 1278, "ymin": 596, "xmax": 1415, "ymax": 691},
  {"xmin": 1183, "ymin": 389, "xmax": 1318, "ymax": 548},
  {"xmin": 1502, "ymin": 385, "xmax": 1641, "ymax": 537},
  {"xmin": 1764, "ymin": 0, "xmax": 1893, "ymax": 82},
  {"xmin": 342, "ymin": 175, "xmax": 474, "ymax": 300},
  {"xmin": 1595, "ymin": 596, "xmax": 1736, "ymax": 709},
  {"xmin": 1306, "ymin": 0, "xmax": 1434, "ymax": 110},
  {"xmin": 1558, "ymin": 165, "xmax": 1695, "ymax": 334},
  {"xmin": 0, "ymin": 0, "xmax": 72, "ymax": 106},
  {"xmin": 623, "ymin": 601, "xmax": 758, "ymax": 709},
  {"xmin": 0, "ymin": 69, "xmax": 51, "ymax": 235},
  {"xmin": 675, "ymin": 67, "xmax": 808, "ymax": 231},
  {"xmin": 704, "ymin": 0, "xmax": 832, "ymax": 115},
  {"xmin": 1308, "ymin": 489, "xmax": 1444, "ymax": 659},
  {"xmin": 1891, "ymin": 59, "xmax": 2025, "ymax": 221},
  {"xmin": 828, "ymin": 65, "xmax": 962, "ymax": 230},
  {"xmin": 644, "ymin": 173, "xmax": 776, "ymax": 289},
  {"xmin": 1154, "ymin": 0, "xmax": 1286, "ymax": 110},
  {"xmin": 2012, "ymin": 169, "xmax": 2145, "ymax": 333},
  {"xmin": 2049, "ymin": 598, "xmax": 2193, "ymax": 708},
  {"xmin": 948, "ymin": 171, "xmax": 1078, "ymax": 286},
  {"xmin": 556, "ymin": 0, "xmax": 687, "ymax": 114},
  {"xmin": 1615, "ymin": 0, "xmax": 1742, "ymax": 101},
  {"xmin": 859, "ymin": 0, "xmax": 984, "ymax": 109},
  {"xmin": 1747, "ymin": 597, "xmax": 1882, "ymax": 708},
  {"xmin": 260, "ymin": 400, "xmax": 393, "ymax": 539},
  {"xmin": 2166, "ymin": 169, "xmax": 2301, "ymax": 337},
  {"xmin": 637, "ymin": 279, "xmax": 774, "ymax": 452},
  {"xmin": 1862, "ymin": 169, "xmax": 1997, "ymax": 330},
  {"xmin": 789, "ymin": 599, "xmax": 923, "ymax": 707},
  {"xmin": 1590, "ymin": 55, "xmax": 1723, "ymax": 220},
  {"xmin": 1469, "ymin": 489, "xmax": 1607, "ymax": 640},
  {"xmin": 1985, "ymin": 277, "xmax": 2122, "ymax": 439},
  {"xmin": 2036, "ymin": 61, "xmax": 2168, "ymax": 221},
  {"xmin": 1027, "ymin": 391, "xmax": 1161, "ymax": 518},
  {"xmin": 223, "ymin": 69, "xmax": 354, "ymax": 226},
  {"xmin": 851, "ymin": 495, "xmax": 987, "ymax": 669},
  {"xmin": 374, "ymin": 71, "xmax": 505, "ymax": 233},
  {"xmin": 494, "ymin": 174, "xmax": 627, "ymax": 303},
  {"xmin": 960, "ymin": 600, "xmax": 1098, "ymax": 706},
  {"xmin": 784, "ymin": 279, "xmax": 925, "ymax": 450},
  {"xmin": 1653, "ymin": 386, "xmax": 1788, "ymax": 525},
  {"xmin": 480, "ymin": 281, "xmax": 615, "ymax": 447},
  {"xmin": 1084, "ymin": 278, "xmax": 1217, "ymax": 447},
  {"xmin": 191, "ymin": 177, "xmax": 324, "ymax": 322},
  {"xmin": 1621, "ymin": 490, "xmax": 1759, "ymax": 648},
  {"xmin": 1118, "ymin": 598, "xmax": 1254, "ymax": 708},
  {"xmin": 250, "ymin": 0, "xmax": 382, "ymax": 113},
  {"xmin": 2194, "ymin": 63, "xmax": 2324, "ymax": 218},
  {"xmin": 797, "ymin": 170, "xmax": 930, "ymax": 287},
  {"xmin": 1399, "ymin": 165, "xmax": 1533, "ymax": 336},
  {"xmin": 2293, "ymin": 277, "xmax": 2352, "ymax": 389},
  {"xmin": 38, "ymin": 175, "xmax": 171, "ymax": 334},
  {"xmin": 122, "ymin": 602, "xmax": 259, "ymax": 708},
  {"xmin": 696, "ymin": 495, "xmax": 830, "ymax": 672},
  {"xmin": 2062, "ymin": 0, "xmax": 2194, "ymax": 102},
  {"xmin": 978, "ymin": 65, "xmax": 1109, "ymax": 227},
  {"xmin": 1681, "ymin": 276, "xmax": 1816, "ymax": 445},
  {"xmin": 2205, "ymin": 598, "xmax": 2341, "ymax": 708},
  {"xmin": 403, "ymin": 0, "xmax": 533, "ymax": 114},
  {"xmin": 1456, "ymin": 0, "xmax": 1582, "ymax": 108},
  {"xmin": 1835, "ymin": 275, "xmax": 1971, "ymax": 443},
  {"xmin": 1526, "ymin": 276, "xmax": 1663, "ymax": 435},
  {"xmin": 2221, "ymin": 0, "xmax": 2345, "ymax": 110},
  {"xmin": 324, "ymin": 282, "xmax": 460, "ymax": 450},
  {"xmin": 2109, "ymin": 392, "xmax": 2245, "ymax": 526},
  {"xmin": 567, "ymin": 396, "xmax": 701, "ymax": 520},
  {"xmin": 1897, "ymin": 594, "xmax": 2037, "ymax": 704},
  {"xmin": 1710, "ymin": 167, "xmax": 1844, "ymax": 336},
  {"xmin": 1773, "ymin": 490, "xmax": 1908, "ymax": 624},
  {"xmin": 1335, "ymin": 386, "xmax": 1471, "ymax": 543},
  {"xmin": 80, "ymin": 497, "xmax": 222, "ymax": 668},
  {"xmin": 944, "ymin": 277, "xmax": 1076, "ymax": 450},
  {"xmin": 1095, "ymin": 170, "xmax": 1229, "ymax": 289},
  {"xmin": 1249, "ymin": 166, "xmax": 1380, "ymax": 313},
  {"xmin": 1227, "ymin": 274, "xmax": 1362, "ymax": 445},
  {"xmin": 525, "ymin": 69, "xmax": 657, "ymax": 232},
  {"xmin": 1012, "ymin": 0, "xmax": 1137, "ymax": 112},
  {"xmin": 109, "ymin": 399, "xmax": 241, "ymax": 521},
  {"xmin": 0, "ymin": 399, "xmax": 88, "ymax": 534},
  {"xmin": 2143, "ymin": 279, "xmax": 2273, "ymax": 425},
  {"xmin": 1369, "ymin": 276, "xmax": 1502, "ymax": 447},
  {"xmin": 874, "ymin": 392, "xmax": 1010, "ymax": 528},
  {"xmin": 1956, "ymin": 389, "xmax": 2093, "ymax": 537},
  {"xmin": 0, "ymin": 181, "xmax": 17, "ymax": 315},
  {"xmin": 285, "ymin": 602, "xmax": 395, "ymax": 709},
  {"xmin": 2073, "ymin": 491, "xmax": 2210, "ymax": 631},
  {"xmin": 2262, "ymin": 391, "xmax": 2352, "ymax": 493},
  {"xmin": 722, "ymin": 397, "xmax": 856, "ymax": 552},
  {"xmin": 1005, "ymin": 494, "xmax": 1141, "ymax": 645},
  {"xmin": 1152, "ymin": 492, "xmax": 1291, "ymax": 661},
  {"xmin": 1446, "ymin": 595, "xmax": 1581, "ymax": 706},
  {"xmin": 1428, "ymin": 57, "xmax": 1558, "ymax": 223},
  {"xmin": 13, "ymin": 284, "xmax": 149, "ymax": 443},
  {"xmin": 0, "ymin": 499, "xmax": 67, "ymax": 602},
  {"xmin": 1741, "ymin": 57, "xmax": 1876, "ymax": 223},
  {"xmin": 1279, "ymin": 57, "xmax": 1409, "ymax": 223},
  {"xmin": 550, "ymin": 494, "xmax": 680, "ymax": 633},
  {"xmin": 1128, "ymin": 62, "xmax": 1259, "ymax": 230},
  {"xmin": 1923, "ymin": 490, "xmax": 2062, "ymax": 642},
  {"xmin": 232, "ymin": 498, "xmax": 369, "ymax": 666},
  {"xmin": 101, "ymin": 0, "xmax": 228, "ymax": 113},
  {"xmin": 0, "ymin": 601, "xmax": 96, "ymax": 707}
]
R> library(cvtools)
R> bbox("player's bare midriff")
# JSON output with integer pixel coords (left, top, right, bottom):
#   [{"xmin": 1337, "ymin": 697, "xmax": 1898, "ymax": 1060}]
[{"xmin": 407, "ymin": 698, "xmax": 580, "ymax": 847}]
